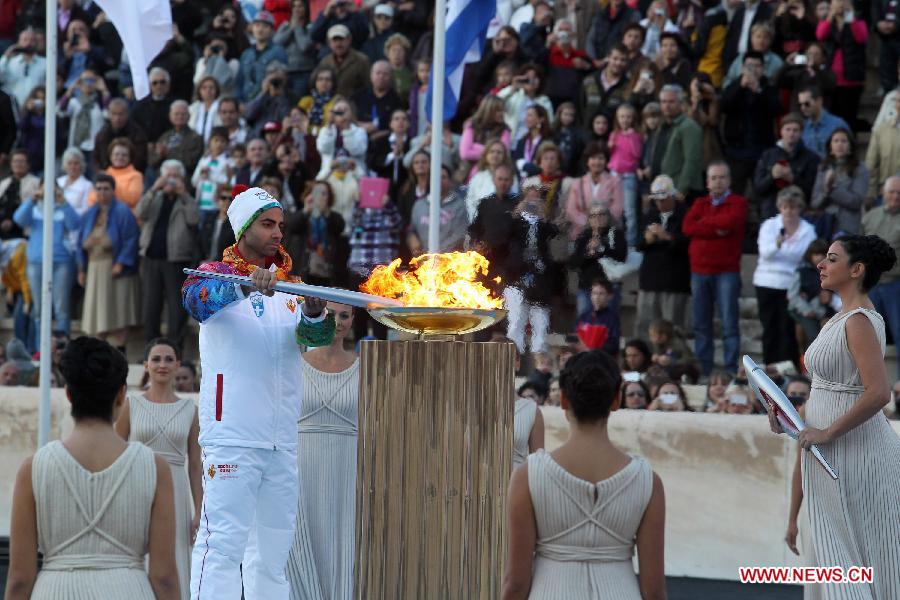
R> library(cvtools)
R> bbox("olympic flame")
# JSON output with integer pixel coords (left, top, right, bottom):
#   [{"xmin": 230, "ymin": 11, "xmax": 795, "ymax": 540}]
[{"xmin": 360, "ymin": 251, "xmax": 503, "ymax": 309}]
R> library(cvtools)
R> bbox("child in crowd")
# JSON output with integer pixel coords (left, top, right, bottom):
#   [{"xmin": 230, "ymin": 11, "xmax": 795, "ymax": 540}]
[
  {"xmin": 637, "ymin": 102, "xmax": 663, "ymax": 200},
  {"xmin": 722, "ymin": 383, "xmax": 756, "ymax": 415},
  {"xmin": 228, "ymin": 143, "xmax": 247, "ymax": 185},
  {"xmin": 704, "ymin": 370, "xmax": 732, "ymax": 412},
  {"xmin": 324, "ymin": 149, "xmax": 361, "ymax": 231},
  {"xmin": 648, "ymin": 318, "xmax": 698, "ymax": 383},
  {"xmin": 622, "ymin": 338, "xmax": 653, "ymax": 376},
  {"xmin": 647, "ymin": 380, "xmax": 692, "ymax": 412},
  {"xmin": 608, "ymin": 103, "xmax": 643, "ymax": 246},
  {"xmin": 575, "ymin": 279, "xmax": 620, "ymax": 357},
  {"xmin": 553, "ymin": 102, "xmax": 584, "ymax": 176},
  {"xmin": 192, "ymin": 126, "xmax": 233, "ymax": 229},
  {"xmin": 527, "ymin": 351, "xmax": 554, "ymax": 389},
  {"xmin": 586, "ymin": 111, "xmax": 610, "ymax": 148},
  {"xmin": 489, "ymin": 60, "xmax": 516, "ymax": 96},
  {"xmin": 1, "ymin": 239, "xmax": 34, "ymax": 352},
  {"xmin": 788, "ymin": 239, "xmax": 840, "ymax": 352}
]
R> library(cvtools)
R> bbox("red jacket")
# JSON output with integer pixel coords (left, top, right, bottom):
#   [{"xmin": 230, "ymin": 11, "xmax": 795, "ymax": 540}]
[{"xmin": 681, "ymin": 193, "xmax": 747, "ymax": 275}]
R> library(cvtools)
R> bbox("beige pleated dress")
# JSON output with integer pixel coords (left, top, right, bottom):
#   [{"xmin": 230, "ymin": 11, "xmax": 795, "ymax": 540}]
[
  {"xmin": 526, "ymin": 450, "xmax": 653, "ymax": 599},
  {"xmin": 30, "ymin": 440, "xmax": 157, "ymax": 599},
  {"xmin": 286, "ymin": 355, "xmax": 360, "ymax": 600},
  {"xmin": 129, "ymin": 394, "xmax": 196, "ymax": 600},
  {"xmin": 802, "ymin": 308, "xmax": 900, "ymax": 600},
  {"xmin": 513, "ymin": 398, "xmax": 538, "ymax": 469},
  {"xmin": 81, "ymin": 206, "xmax": 140, "ymax": 335}
]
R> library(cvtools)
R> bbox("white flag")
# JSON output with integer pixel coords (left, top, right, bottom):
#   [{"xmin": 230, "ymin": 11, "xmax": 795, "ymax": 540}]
[{"xmin": 94, "ymin": 0, "xmax": 173, "ymax": 99}]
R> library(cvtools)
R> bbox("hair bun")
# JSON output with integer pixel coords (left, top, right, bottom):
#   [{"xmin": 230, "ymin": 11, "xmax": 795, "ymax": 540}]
[{"xmin": 865, "ymin": 235, "xmax": 897, "ymax": 275}]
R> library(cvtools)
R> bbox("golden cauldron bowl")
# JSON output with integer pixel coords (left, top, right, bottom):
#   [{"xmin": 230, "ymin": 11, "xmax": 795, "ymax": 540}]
[{"xmin": 367, "ymin": 306, "xmax": 507, "ymax": 336}]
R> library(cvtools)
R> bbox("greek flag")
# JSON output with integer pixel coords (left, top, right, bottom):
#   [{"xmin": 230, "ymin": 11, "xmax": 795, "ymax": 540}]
[
  {"xmin": 425, "ymin": 0, "xmax": 497, "ymax": 121},
  {"xmin": 94, "ymin": 0, "xmax": 172, "ymax": 99}
]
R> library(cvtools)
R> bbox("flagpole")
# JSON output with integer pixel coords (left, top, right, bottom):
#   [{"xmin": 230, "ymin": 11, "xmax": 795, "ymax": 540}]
[
  {"xmin": 427, "ymin": 0, "xmax": 447, "ymax": 254},
  {"xmin": 38, "ymin": 0, "xmax": 58, "ymax": 448}
]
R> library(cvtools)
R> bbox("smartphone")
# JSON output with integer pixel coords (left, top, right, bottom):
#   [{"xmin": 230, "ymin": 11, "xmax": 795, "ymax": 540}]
[
  {"xmin": 640, "ymin": 71, "xmax": 652, "ymax": 81},
  {"xmin": 780, "ymin": 227, "xmax": 785, "ymax": 237},
  {"xmin": 660, "ymin": 393, "xmax": 679, "ymax": 405},
  {"xmin": 729, "ymin": 394, "xmax": 748, "ymax": 406},
  {"xmin": 71, "ymin": 33, "xmax": 81, "ymax": 46},
  {"xmin": 623, "ymin": 371, "xmax": 641, "ymax": 382},
  {"xmin": 793, "ymin": 54, "xmax": 807, "ymax": 65}
]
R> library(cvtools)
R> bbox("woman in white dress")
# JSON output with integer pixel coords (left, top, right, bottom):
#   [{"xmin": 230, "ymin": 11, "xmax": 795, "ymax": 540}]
[
  {"xmin": 5, "ymin": 337, "xmax": 180, "ymax": 599},
  {"xmin": 513, "ymin": 382, "xmax": 545, "ymax": 470},
  {"xmin": 287, "ymin": 302, "xmax": 359, "ymax": 600},
  {"xmin": 770, "ymin": 235, "xmax": 900, "ymax": 600},
  {"xmin": 115, "ymin": 338, "xmax": 202, "ymax": 600},
  {"xmin": 503, "ymin": 350, "xmax": 666, "ymax": 600}
]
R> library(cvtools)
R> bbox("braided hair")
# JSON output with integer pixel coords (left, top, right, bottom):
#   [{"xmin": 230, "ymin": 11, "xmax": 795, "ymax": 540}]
[
  {"xmin": 837, "ymin": 235, "xmax": 897, "ymax": 292},
  {"xmin": 558, "ymin": 350, "xmax": 622, "ymax": 422}
]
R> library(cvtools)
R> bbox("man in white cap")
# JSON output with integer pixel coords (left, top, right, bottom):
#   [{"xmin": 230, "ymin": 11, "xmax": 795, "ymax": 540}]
[
  {"xmin": 634, "ymin": 174, "xmax": 691, "ymax": 338},
  {"xmin": 182, "ymin": 185, "xmax": 333, "ymax": 599},
  {"xmin": 317, "ymin": 23, "xmax": 371, "ymax": 97}
]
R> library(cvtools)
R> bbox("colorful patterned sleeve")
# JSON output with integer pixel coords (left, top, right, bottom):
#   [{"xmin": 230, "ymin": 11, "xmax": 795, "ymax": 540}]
[
  {"xmin": 296, "ymin": 306, "xmax": 336, "ymax": 348},
  {"xmin": 182, "ymin": 262, "xmax": 246, "ymax": 324}
]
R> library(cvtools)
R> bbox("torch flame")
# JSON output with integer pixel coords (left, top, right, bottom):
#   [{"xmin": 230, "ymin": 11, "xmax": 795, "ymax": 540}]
[{"xmin": 360, "ymin": 251, "xmax": 504, "ymax": 309}]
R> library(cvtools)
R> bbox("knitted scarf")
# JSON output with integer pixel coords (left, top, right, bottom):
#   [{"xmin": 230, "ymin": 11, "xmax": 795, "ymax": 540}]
[
  {"xmin": 222, "ymin": 243, "xmax": 298, "ymax": 282},
  {"xmin": 309, "ymin": 90, "xmax": 333, "ymax": 126}
]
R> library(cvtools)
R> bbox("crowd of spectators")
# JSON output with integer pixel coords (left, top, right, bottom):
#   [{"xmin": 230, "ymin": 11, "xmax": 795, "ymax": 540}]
[{"xmin": 0, "ymin": 0, "xmax": 897, "ymax": 407}]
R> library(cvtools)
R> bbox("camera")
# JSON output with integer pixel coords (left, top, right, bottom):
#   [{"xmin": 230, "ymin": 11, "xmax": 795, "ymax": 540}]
[
  {"xmin": 271, "ymin": 77, "xmax": 285, "ymax": 88},
  {"xmin": 212, "ymin": 44, "xmax": 225, "ymax": 54},
  {"xmin": 793, "ymin": 54, "xmax": 807, "ymax": 65}
]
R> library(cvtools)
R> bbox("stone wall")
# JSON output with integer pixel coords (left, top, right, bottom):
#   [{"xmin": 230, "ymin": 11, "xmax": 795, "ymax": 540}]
[{"xmin": 1, "ymin": 389, "xmax": 897, "ymax": 581}]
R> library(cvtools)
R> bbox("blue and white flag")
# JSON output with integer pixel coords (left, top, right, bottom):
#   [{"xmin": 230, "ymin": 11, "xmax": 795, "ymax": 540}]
[
  {"xmin": 95, "ymin": 0, "xmax": 172, "ymax": 100},
  {"xmin": 425, "ymin": 0, "xmax": 497, "ymax": 122}
]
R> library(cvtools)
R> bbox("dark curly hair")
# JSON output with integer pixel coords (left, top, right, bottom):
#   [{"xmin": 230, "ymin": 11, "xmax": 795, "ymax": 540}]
[
  {"xmin": 559, "ymin": 350, "xmax": 621, "ymax": 422},
  {"xmin": 59, "ymin": 337, "xmax": 129, "ymax": 422},
  {"xmin": 837, "ymin": 235, "xmax": 897, "ymax": 292},
  {"xmin": 143, "ymin": 337, "xmax": 181, "ymax": 362}
]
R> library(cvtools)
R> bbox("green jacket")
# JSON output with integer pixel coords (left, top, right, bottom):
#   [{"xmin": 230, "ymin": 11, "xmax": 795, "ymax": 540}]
[{"xmin": 660, "ymin": 113, "xmax": 704, "ymax": 194}]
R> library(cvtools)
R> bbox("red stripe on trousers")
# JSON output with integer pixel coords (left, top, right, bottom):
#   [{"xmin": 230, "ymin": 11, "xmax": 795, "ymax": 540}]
[{"xmin": 215, "ymin": 374, "xmax": 223, "ymax": 421}]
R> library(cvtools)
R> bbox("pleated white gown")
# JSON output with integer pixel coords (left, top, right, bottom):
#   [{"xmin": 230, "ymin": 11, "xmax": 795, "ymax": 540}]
[
  {"xmin": 30, "ymin": 441, "xmax": 158, "ymax": 599},
  {"xmin": 526, "ymin": 450, "xmax": 653, "ymax": 599},
  {"xmin": 129, "ymin": 395, "xmax": 196, "ymax": 600},
  {"xmin": 287, "ymin": 355, "xmax": 360, "ymax": 600},
  {"xmin": 802, "ymin": 308, "xmax": 900, "ymax": 600},
  {"xmin": 513, "ymin": 398, "xmax": 538, "ymax": 469}
]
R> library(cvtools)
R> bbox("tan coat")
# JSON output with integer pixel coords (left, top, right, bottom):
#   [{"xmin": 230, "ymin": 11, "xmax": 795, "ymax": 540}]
[{"xmin": 864, "ymin": 121, "xmax": 900, "ymax": 198}]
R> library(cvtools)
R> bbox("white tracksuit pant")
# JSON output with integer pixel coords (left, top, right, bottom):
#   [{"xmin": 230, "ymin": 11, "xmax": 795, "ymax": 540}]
[
  {"xmin": 504, "ymin": 286, "xmax": 550, "ymax": 354},
  {"xmin": 190, "ymin": 445, "xmax": 298, "ymax": 599}
]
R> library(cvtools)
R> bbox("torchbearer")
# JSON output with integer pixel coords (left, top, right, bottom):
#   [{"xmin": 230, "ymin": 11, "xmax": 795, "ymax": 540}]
[{"xmin": 181, "ymin": 185, "xmax": 334, "ymax": 599}]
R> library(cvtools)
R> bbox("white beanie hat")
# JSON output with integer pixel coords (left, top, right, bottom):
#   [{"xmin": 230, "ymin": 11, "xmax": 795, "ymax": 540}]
[{"xmin": 227, "ymin": 185, "xmax": 282, "ymax": 240}]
